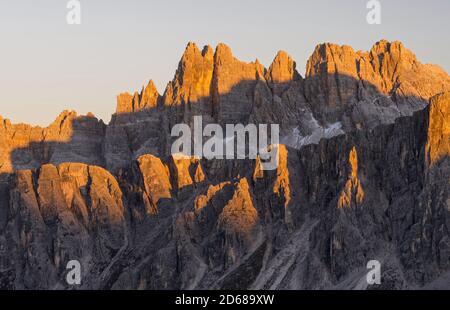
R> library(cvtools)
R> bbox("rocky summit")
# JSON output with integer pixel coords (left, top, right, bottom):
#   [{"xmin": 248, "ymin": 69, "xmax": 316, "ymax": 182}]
[{"xmin": 0, "ymin": 40, "xmax": 449, "ymax": 290}]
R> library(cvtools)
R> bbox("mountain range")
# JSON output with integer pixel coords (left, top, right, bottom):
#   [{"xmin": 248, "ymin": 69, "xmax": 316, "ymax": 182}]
[{"xmin": 0, "ymin": 40, "xmax": 449, "ymax": 289}]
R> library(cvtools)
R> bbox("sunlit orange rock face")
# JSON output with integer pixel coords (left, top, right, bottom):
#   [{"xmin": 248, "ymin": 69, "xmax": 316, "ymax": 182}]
[
  {"xmin": 0, "ymin": 111, "xmax": 105, "ymax": 174},
  {"xmin": 218, "ymin": 178, "xmax": 258, "ymax": 242},
  {"xmin": 137, "ymin": 154, "xmax": 206, "ymax": 214},
  {"xmin": 116, "ymin": 80, "xmax": 160, "ymax": 114},
  {"xmin": 306, "ymin": 40, "xmax": 450, "ymax": 105},
  {"xmin": 337, "ymin": 147, "xmax": 364, "ymax": 209},
  {"xmin": 5, "ymin": 162, "xmax": 126, "ymax": 288},
  {"xmin": 0, "ymin": 41, "xmax": 450, "ymax": 290},
  {"xmin": 163, "ymin": 42, "xmax": 215, "ymax": 107},
  {"xmin": 101, "ymin": 40, "xmax": 450, "ymax": 174},
  {"xmin": 211, "ymin": 44, "xmax": 266, "ymax": 122},
  {"xmin": 266, "ymin": 51, "xmax": 298, "ymax": 84},
  {"xmin": 272, "ymin": 145, "xmax": 292, "ymax": 224},
  {"xmin": 169, "ymin": 155, "xmax": 205, "ymax": 190},
  {"xmin": 194, "ymin": 181, "xmax": 231, "ymax": 213},
  {"xmin": 426, "ymin": 92, "xmax": 450, "ymax": 167},
  {"xmin": 0, "ymin": 111, "xmax": 75, "ymax": 174},
  {"xmin": 138, "ymin": 154, "xmax": 172, "ymax": 214},
  {"xmin": 252, "ymin": 156, "xmax": 264, "ymax": 181},
  {"xmin": 35, "ymin": 163, "xmax": 125, "ymax": 227},
  {"xmin": 161, "ymin": 42, "xmax": 268, "ymax": 126},
  {"xmin": 305, "ymin": 40, "xmax": 450, "ymax": 126}
]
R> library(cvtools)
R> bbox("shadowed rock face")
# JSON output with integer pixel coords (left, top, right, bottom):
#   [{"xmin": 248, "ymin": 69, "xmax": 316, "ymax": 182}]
[
  {"xmin": 0, "ymin": 41, "xmax": 449, "ymax": 290},
  {"xmin": 0, "ymin": 163, "xmax": 126, "ymax": 289}
]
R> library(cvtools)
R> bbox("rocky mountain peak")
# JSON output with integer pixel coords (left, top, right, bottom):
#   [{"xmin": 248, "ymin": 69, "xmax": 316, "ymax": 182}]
[
  {"xmin": 214, "ymin": 43, "xmax": 233, "ymax": 62},
  {"xmin": 202, "ymin": 44, "xmax": 214, "ymax": 58},
  {"xmin": 369, "ymin": 39, "xmax": 416, "ymax": 62},
  {"xmin": 116, "ymin": 92, "xmax": 136, "ymax": 113},
  {"xmin": 304, "ymin": 40, "xmax": 450, "ymax": 126},
  {"xmin": 266, "ymin": 50, "xmax": 299, "ymax": 84},
  {"xmin": 265, "ymin": 50, "xmax": 301, "ymax": 97},
  {"xmin": 50, "ymin": 110, "xmax": 78, "ymax": 126},
  {"xmin": 140, "ymin": 80, "xmax": 160, "ymax": 109},
  {"xmin": 185, "ymin": 41, "xmax": 200, "ymax": 54},
  {"xmin": 162, "ymin": 42, "xmax": 215, "ymax": 106},
  {"xmin": 116, "ymin": 80, "xmax": 160, "ymax": 114}
]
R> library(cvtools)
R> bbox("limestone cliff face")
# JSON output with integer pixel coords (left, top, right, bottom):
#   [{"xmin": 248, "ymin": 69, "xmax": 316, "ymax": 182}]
[
  {"xmin": 266, "ymin": 51, "xmax": 299, "ymax": 89},
  {"xmin": 425, "ymin": 92, "xmax": 450, "ymax": 167},
  {"xmin": 0, "ymin": 163, "xmax": 125, "ymax": 289},
  {"xmin": 169, "ymin": 155, "xmax": 204, "ymax": 190},
  {"xmin": 163, "ymin": 42, "xmax": 215, "ymax": 108},
  {"xmin": 210, "ymin": 43, "xmax": 266, "ymax": 124},
  {"xmin": 102, "ymin": 40, "xmax": 450, "ymax": 173},
  {"xmin": 218, "ymin": 178, "xmax": 259, "ymax": 247},
  {"xmin": 0, "ymin": 41, "xmax": 449, "ymax": 290},
  {"xmin": 337, "ymin": 147, "xmax": 365, "ymax": 209},
  {"xmin": 105, "ymin": 83, "xmax": 164, "ymax": 171},
  {"xmin": 305, "ymin": 40, "xmax": 450, "ymax": 129},
  {"xmin": 0, "ymin": 111, "xmax": 105, "ymax": 174},
  {"xmin": 104, "ymin": 42, "xmax": 306, "ymax": 172},
  {"xmin": 137, "ymin": 154, "xmax": 172, "ymax": 215}
]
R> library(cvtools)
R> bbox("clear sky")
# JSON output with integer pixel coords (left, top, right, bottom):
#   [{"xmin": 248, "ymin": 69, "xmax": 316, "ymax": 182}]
[{"xmin": 0, "ymin": 0, "xmax": 449, "ymax": 126}]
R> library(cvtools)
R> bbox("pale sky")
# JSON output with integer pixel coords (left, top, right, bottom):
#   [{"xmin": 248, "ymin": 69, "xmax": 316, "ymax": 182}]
[{"xmin": 0, "ymin": 0, "xmax": 449, "ymax": 126}]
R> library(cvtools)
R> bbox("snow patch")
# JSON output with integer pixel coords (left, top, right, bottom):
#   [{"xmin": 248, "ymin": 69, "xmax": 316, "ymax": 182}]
[{"xmin": 281, "ymin": 122, "xmax": 344, "ymax": 150}]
